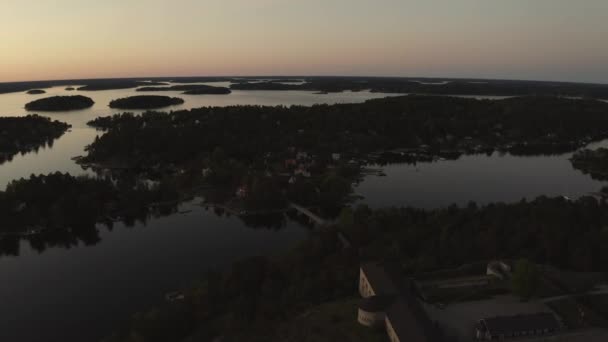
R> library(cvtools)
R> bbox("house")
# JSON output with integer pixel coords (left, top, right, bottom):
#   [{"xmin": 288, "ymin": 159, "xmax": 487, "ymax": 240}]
[
  {"xmin": 296, "ymin": 151, "xmax": 309, "ymax": 160},
  {"xmin": 332, "ymin": 153, "xmax": 341, "ymax": 161},
  {"xmin": 236, "ymin": 186, "xmax": 249, "ymax": 199},
  {"xmin": 486, "ymin": 260, "xmax": 512, "ymax": 280},
  {"xmin": 476, "ymin": 313, "xmax": 560, "ymax": 340},
  {"xmin": 294, "ymin": 167, "xmax": 311, "ymax": 178},
  {"xmin": 284, "ymin": 159, "xmax": 297, "ymax": 168},
  {"xmin": 358, "ymin": 262, "xmax": 442, "ymax": 342}
]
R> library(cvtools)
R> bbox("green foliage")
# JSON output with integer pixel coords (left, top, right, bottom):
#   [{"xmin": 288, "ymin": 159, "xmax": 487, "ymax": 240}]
[
  {"xmin": 0, "ymin": 115, "xmax": 70, "ymax": 164},
  {"xmin": 24, "ymin": 95, "xmax": 94, "ymax": 111},
  {"xmin": 319, "ymin": 175, "xmax": 352, "ymax": 207},
  {"xmin": 0, "ymin": 173, "xmax": 179, "ymax": 256},
  {"xmin": 337, "ymin": 207, "xmax": 354, "ymax": 227},
  {"xmin": 511, "ymin": 259, "xmax": 540, "ymax": 300},
  {"xmin": 136, "ymin": 84, "xmax": 231, "ymax": 94},
  {"xmin": 245, "ymin": 176, "xmax": 287, "ymax": 211},
  {"xmin": 571, "ymin": 148, "xmax": 608, "ymax": 180},
  {"xmin": 109, "ymin": 96, "xmax": 184, "ymax": 110},
  {"xmin": 84, "ymin": 96, "xmax": 608, "ymax": 171}
]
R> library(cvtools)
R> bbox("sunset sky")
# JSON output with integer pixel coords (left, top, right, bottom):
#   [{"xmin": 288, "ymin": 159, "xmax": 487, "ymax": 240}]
[{"xmin": 1, "ymin": 0, "xmax": 607, "ymax": 83}]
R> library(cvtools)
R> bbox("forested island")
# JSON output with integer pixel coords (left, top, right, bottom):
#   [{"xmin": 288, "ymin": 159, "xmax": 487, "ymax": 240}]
[
  {"xmin": 104, "ymin": 195, "xmax": 608, "ymax": 342},
  {"xmin": 137, "ymin": 84, "xmax": 231, "ymax": 94},
  {"xmin": 25, "ymin": 95, "xmax": 94, "ymax": 111},
  {"xmin": 0, "ymin": 173, "xmax": 179, "ymax": 256},
  {"xmin": 78, "ymin": 95, "xmax": 608, "ymax": 214},
  {"xmin": 571, "ymin": 148, "xmax": 608, "ymax": 180},
  {"xmin": 26, "ymin": 89, "xmax": 46, "ymax": 95},
  {"xmin": 109, "ymin": 95, "xmax": 185, "ymax": 110},
  {"xmin": 0, "ymin": 115, "xmax": 70, "ymax": 164},
  {"xmin": 84, "ymin": 95, "xmax": 608, "ymax": 167},
  {"xmin": 183, "ymin": 87, "xmax": 232, "ymax": 95}
]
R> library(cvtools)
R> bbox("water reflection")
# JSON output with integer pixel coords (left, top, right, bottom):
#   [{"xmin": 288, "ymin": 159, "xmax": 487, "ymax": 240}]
[
  {"xmin": 0, "ymin": 197, "xmax": 313, "ymax": 258},
  {"xmin": 356, "ymin": 145, "xmax": 608, "ymax": 209}
]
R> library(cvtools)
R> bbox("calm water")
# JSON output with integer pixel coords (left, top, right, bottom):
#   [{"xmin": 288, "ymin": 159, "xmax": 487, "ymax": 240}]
[
  {"xmin": 356, "ymin": 149, "xmax": 607, "ymax": 209},
  {"xmin": 0, "ymin": 85, "xmax": 605, "ymax": 341}
]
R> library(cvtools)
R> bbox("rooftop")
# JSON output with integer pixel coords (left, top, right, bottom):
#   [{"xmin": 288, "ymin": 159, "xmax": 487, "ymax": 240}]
[{"xmin": 481, "ymin": 312, "xmax": 560, "ymax": 336}]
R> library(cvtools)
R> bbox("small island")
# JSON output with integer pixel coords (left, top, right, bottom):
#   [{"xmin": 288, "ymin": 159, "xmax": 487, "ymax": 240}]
[
  {"xmin": 108, "ymin": 95, "xmax": 185, "ymax": 109},
  {"xmin": 182, "ymin": 87, "xmax": 232, "ymax": 95},
  {"xmin": 26, "ymin": 89, "xmax": 46, "ymax": 95},
  {"xmin": 25, "ymin": 95, "xmax": 94, "ymax": 111},
  {"xmin": 65, "ymin": 87, "xmax": 75, "ymax": 91},
  {"xmin": 0, "ymin": 115, "xmax": 70, "ymax": 164},
  {"xmin": 137, "ymin": 84, "xmax": 231, "ymax": 94}
]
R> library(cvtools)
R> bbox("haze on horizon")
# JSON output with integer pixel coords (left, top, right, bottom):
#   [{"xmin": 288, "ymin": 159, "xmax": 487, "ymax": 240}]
[{"xmin": 1, "ymin": 0, "xmax": 607, "ymax": 84}]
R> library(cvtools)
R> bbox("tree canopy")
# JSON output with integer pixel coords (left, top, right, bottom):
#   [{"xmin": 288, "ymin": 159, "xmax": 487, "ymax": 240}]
[
  {"xmin": 109, "ymin": 96, "xmax": 184, "ymax": 110},
  {"xmin": 25, "ymin": 95, "xmax": 94, "ymax": 111}
]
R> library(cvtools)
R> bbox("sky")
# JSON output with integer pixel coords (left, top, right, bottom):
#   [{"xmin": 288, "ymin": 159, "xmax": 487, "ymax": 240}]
[{"xmin": 1, "ymin": 0, "xmax": 607, "ymax": 83}]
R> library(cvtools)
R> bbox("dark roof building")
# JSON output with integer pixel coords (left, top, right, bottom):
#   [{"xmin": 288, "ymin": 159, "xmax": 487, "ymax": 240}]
[
  {"xmin": 359, "ymin": 262, "xmax": 443, "ymax": 342},
  {"xmin": 476, "ymin": 313, "xmax": 560, "ymax": 340}
]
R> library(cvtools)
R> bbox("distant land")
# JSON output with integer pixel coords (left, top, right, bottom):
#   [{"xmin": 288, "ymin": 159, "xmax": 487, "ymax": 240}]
[
  {"xmin": 136, "ymin": 84, "xmax": 231, "ymax": 94},
  {"xmin": 1, "ymin": 76, "xmax": 608, "ymax": 99}
]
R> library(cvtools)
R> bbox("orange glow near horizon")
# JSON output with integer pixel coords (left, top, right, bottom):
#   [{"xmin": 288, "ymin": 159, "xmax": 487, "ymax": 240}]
[{"xmin": 1, "ymin": 0, "xmax": 607, "ymax": 83}]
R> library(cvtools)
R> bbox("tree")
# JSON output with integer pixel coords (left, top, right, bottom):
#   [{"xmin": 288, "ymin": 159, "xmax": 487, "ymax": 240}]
[
  {"xmin": 511, "ymin": 259, "xmax": 539, "ymax": 300},
  {"xmin": 337, "ymin": 207, "xmax": 354, "ymax": 227}
]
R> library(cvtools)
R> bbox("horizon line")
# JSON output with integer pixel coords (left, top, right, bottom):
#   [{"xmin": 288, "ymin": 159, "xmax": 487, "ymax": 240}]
[{"xmin": 1, "ymin": 74, "xmax": 607, "ymax": 87}]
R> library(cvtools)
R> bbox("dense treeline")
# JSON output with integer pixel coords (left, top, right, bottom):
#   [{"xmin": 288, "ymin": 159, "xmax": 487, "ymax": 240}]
[
  {"xmin": 570, "ymin": 148, "xmax": 608, "ymax": 181},
  {"xmin": 109, "ymin": 96, "xmax": 185, "ymax": 110},
  {"xmin": 346, "ymin": 196, "xmax": 608, "ymax": 273},
  {"xmin": 0, "ymin": 173, "xmax": 179, "ymax": 256},
  {"xmin": 77, "ymin": 80, "xmax": 168, "ymax": 91},
  {"xmin": 105, "ymin": 196, "xmax": 608, "ymax": 342},
  {"xmin": 231, "ymin": 77, "xmax": 608, "ymax": 99},
  {"xmin": 25, "ymin": 95, "xmax": 94, "ymax": 111},
  {"xmin": 83, "ymin": 96, "xmax": 608, "ymax": 170},
  {"xmin": 137, "ymin": 85, "xmax": 231, "ymax": 94},
  {"xmin": 0, "ymin": 115, "xmax": 70, "ymax": 164},
  {"xmin": 0, "ymin": 79, "xmax": 178, "ymax": 94}
]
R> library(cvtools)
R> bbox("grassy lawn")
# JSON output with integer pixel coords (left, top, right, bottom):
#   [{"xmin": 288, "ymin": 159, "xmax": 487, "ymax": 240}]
[{"xmin": 273, "ymin": 297, "xmax": 388, "ymax": 342}]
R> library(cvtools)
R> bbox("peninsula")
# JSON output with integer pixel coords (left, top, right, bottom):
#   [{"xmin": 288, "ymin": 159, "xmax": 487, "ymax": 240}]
[{"xmin": 0, "ymin": 115, "xmax": 70, "ymax": 164}]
